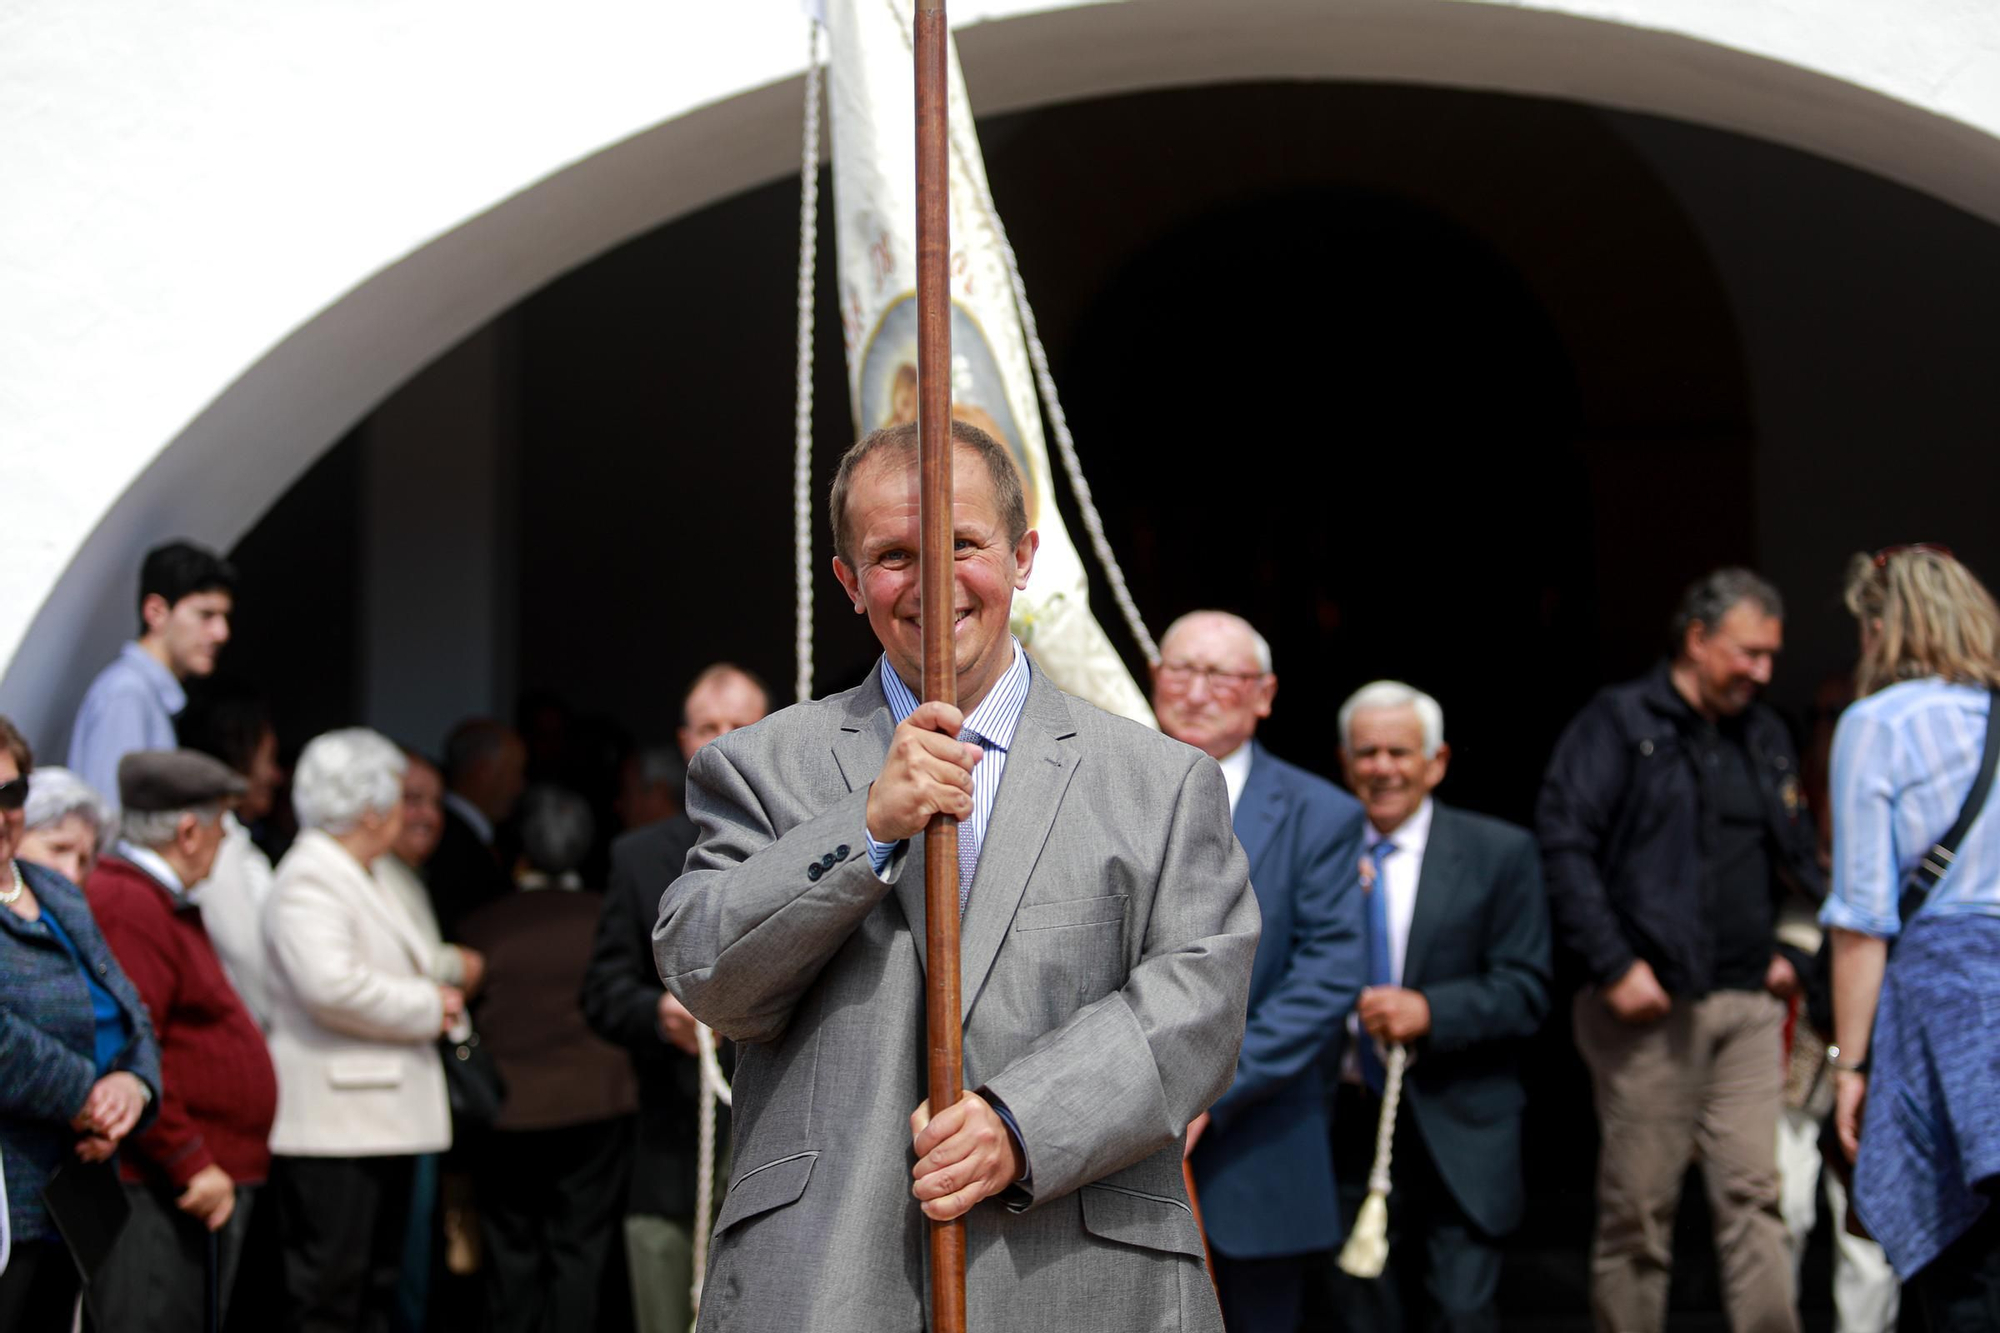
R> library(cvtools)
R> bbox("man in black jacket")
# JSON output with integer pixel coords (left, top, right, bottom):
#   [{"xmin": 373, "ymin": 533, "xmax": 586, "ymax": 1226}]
[
  {"xmin": 1538, "ymin": 568, "xmax": 1822, "ymax": 1333},
  {"xmin": 580, "ymin": 664, "xmax": 768, "ymax": 1333}
]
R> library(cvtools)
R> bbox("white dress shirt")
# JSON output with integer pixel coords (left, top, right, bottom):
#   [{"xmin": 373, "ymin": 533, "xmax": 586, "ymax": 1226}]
[
  {"xmin": 1217, "ymin": 743, "xmax": 1254, "ymax": 816},
  {"xmin": 1345, "ymin": 797, "xmax": 1436, "ymax": 1080}
]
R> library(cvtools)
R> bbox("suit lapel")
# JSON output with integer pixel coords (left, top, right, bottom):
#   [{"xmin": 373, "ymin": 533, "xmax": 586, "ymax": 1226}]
[
  {"xmin": 830, "ymin": 673, "xmax": 935, "ymax": 969},
  {"xmin": 959, "ymin": 670, "xmax": 1079, "ymax": 1022},
  {"xmin": 1401, "ymin": 803, "xmax": 1460, "ymax": 986},
  {"xmin": 1232, "ymin": 742, "xmax": 1286, "ymax": 878}
]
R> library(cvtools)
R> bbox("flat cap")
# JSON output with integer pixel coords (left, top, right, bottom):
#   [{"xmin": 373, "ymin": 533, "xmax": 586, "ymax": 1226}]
[{"xmin": 117, "ymin": 749, "xmax": 247, "ymax": 813}]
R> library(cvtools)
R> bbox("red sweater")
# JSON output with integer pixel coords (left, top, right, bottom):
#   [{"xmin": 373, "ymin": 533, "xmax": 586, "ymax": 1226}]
[{"xmin": 87, "ymin": 856, "xmax": 278, "ymax": 1188}]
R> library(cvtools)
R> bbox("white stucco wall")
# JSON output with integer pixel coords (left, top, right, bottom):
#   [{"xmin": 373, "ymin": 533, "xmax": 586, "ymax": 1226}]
[{"xmin": 5, "ymin": 0, "xmax": 2000, "ymax": 754}]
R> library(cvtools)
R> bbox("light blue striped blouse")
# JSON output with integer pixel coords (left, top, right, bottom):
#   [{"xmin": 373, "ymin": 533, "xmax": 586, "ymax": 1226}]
[
  {"xmin": 866, "ymin": 639, "xmax": 1031, "ymax": 878},
  {"xmin": 1822, "ymin": 677, "xmax": 2000, "ymax": 939}
]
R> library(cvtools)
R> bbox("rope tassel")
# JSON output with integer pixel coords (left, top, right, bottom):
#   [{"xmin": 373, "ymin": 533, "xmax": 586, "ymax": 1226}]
[{"xmin": 1337, "ymin": 1043, "xmax": 1408, "ymax": 1279}]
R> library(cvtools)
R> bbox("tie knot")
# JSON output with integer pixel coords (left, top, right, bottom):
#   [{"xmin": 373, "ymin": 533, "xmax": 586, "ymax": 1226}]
[{"xmin": 1371, "ymin": 839, "xmax": 1396, "ymax": 862}]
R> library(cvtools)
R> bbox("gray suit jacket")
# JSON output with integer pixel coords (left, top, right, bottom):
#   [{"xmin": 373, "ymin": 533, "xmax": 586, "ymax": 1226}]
[{"xmin": 655, "ymin": 663, "xmax": 1259, "ymax": 1332}]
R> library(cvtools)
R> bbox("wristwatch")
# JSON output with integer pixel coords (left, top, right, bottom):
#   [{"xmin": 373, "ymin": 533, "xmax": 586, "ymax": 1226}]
[{"xmin": 1826, "ymin": 1043, "xmax": 1869, "ymax": 1074}]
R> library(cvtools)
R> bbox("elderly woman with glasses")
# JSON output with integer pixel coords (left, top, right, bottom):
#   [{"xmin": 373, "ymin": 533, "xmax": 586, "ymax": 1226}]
[
  {"xmin": 16, "ymin": 766, "xmax": 115, "ymax": 887},
  {"xmin": 263, "ymin": 728, "xmax": 462, "ymax": 1331},
  {"xmin": 1824, "ymin": 545, "xmax": 2000, "ymax": 1326},
  {"xmin": 0, "ymin": 718, "xmax": 162, "ymax": 1328}
]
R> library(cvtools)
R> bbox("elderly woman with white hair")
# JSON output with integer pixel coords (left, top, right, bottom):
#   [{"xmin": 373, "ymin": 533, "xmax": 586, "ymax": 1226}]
[
  {"xmin": 15, "ymin": 766, "xmax": 114, "ymax": 886},
  {"xmin": 263, "ymin": 728, "xmax": 463, "ymax": 1331}
]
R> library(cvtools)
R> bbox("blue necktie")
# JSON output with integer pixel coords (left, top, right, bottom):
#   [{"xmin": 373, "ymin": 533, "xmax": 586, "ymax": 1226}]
[
  {"xmin": 1360, "ymin": 838, "xmax": 1396, "ymax": 1095},
  {"xmin": 956, "ymin": 728, "xmax": 986, "ymax": 916}
]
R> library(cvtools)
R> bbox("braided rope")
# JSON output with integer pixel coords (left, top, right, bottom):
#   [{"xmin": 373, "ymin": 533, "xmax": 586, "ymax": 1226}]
[
  {"xmin": 1336, "ymin": 1043, "xmax": 1408, "ymax": 1279},
  {"xmin": 690, "ymin": 1020, "xmax": 734, "ymax": 1316},
  {"xmin": 693, "ymin": 24, "xmax": 820, "ymax": 1322},
  {"xmin": 1368, "ymin": 1044, "xmax": 1408, "ymax": 1195},
  {"xmin": 793, "ymin": 16, "xmax": 825, "ymax": 707}
]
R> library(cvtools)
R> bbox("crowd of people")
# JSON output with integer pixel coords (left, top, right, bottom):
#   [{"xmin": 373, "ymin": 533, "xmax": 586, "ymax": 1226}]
[{"xmin": 1, "ymin": 435, "xmax": 1997, "ymax": 1333}]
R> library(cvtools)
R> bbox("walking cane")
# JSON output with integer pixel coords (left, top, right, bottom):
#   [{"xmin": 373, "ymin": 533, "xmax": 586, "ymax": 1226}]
[{"xmin": 1337, "ymin": 1044, "xmax": 1408, "ymax": 1279}]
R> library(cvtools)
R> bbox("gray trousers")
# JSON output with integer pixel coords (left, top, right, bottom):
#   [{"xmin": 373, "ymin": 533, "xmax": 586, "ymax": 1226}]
[
  {"xmin": 1573, "ymin": 988, "xmax": 1797, "ymax": 1333},
  {"xmin": 89, "ymin": 1181, "xmax": 256, "ymax": 1333},
  {"xmin": 623, "ymin": 1213, "xmax": 693, "ymax": 1333}
]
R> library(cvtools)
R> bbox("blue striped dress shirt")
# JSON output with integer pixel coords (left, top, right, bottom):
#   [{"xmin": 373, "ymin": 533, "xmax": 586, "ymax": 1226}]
[
  {"xmin": 866, "ymin": 639, "xmax": 1032, "ymax": 882},
  {"xmin": 1822, "ymin": 677, "xmax": 2000, "ymax": 939}
]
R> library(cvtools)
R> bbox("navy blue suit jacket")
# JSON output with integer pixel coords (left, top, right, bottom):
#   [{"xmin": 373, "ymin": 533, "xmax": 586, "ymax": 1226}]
[{"xmin": 1191, "ymin": 742, "xmax": 1366, "ymax": 1259}]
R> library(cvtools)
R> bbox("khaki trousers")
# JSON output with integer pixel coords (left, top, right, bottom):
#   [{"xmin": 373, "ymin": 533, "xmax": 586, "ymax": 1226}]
[{"xmin": 1573, "ymin": 988, "xmax": 1798, "ymax": 1333}]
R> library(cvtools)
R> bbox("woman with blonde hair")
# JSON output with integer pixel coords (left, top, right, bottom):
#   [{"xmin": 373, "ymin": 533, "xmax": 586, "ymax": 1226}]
[{"xmin": 1822, "ymin": 544, "xmax": 2000, "ymax": 1326}]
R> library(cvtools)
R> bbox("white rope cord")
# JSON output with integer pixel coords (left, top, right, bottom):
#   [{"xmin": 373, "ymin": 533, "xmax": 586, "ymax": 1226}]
[
  {"xmin": 959, "ymin": 157, "xmax": 1160, "ymax": 664},
  {"xmin": 690, "ymin": 1020, "xmax": 735, "ymax": 1317},
  {"xmin": 884, "ymin": 0, "xmax": 1158, "ymax": 665},
  {"xmin": 793, "ymin": 16, "xmax": 825, "ymax": 708},
  {"xmin": 1337, "ymin": 1043, "xmax": 1408, "ymax": 1279},
  {"xmin": 692, "ymin": 24, "xmax": 821, "ymax": 1324}
]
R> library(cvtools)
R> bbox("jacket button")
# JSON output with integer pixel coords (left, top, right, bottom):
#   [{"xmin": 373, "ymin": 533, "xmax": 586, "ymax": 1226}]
[
  {"xmin": 807, "ymin": 863, "xmax": 823, "ymax": 882},
  {"xmin": 1639, "ymin": 739, "xmax": 1655, "ymax": 757},
  {"xmin": 821, "ymin": 853, "xmax": 838, "ymax": 870},
  {"xmin": 835, "ymin": 845, "xmax": 850, "ymax": 861},
  {"xmin": 97, "ymin": 964, "xmax": 108, "ymax": 975}
]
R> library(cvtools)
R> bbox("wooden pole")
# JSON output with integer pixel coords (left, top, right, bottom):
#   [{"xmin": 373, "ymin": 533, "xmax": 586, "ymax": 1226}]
[{"xmin": 914, "ymin": 2, "xmax": 966, "ymax": 1330}]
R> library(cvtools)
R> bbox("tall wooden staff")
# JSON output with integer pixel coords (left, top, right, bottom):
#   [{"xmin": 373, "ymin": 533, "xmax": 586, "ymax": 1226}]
[{"xmin": 913, "ymin": 1, "xmax": 967, "ymax": 1330}]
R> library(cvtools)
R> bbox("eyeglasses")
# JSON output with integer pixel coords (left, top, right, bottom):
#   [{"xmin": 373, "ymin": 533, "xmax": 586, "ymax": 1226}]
[
  {"xmin": 1156, "ymin": 661, "xmax": 1269, "ymax": 698},
  {"xmin": 1873, "ymin": 543, "xmax": 1953, "ymax": 569},
  {"xmin": 0, "ymin": 777, "xmax": 26, "ymax": 812}
]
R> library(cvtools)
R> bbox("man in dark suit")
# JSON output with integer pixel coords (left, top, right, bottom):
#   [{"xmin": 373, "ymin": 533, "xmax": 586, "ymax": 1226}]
[
  {"xmin": 426, "ymin": 718, "xmax": 526, "ymax": 937},
  {"xmin": 1327, "ymin": 680, "xmax": 1551, "ymax": 1333},
  {"xmin": 581, "ymin": 664, "xmax": 768, "ymax": 1333},
  {"xmin": 1160, "ymin": 611, "xmax": 1367, "ymax": 1333}
]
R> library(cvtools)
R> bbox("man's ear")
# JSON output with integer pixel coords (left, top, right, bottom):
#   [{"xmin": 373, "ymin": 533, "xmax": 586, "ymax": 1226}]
[
  {"xmin": 1012, "ymin": 529, "xmax": 1041, "ymax": 590},
  {"xmin": 140, "ymin": 593, "xmax": 171, "ymax": 636},
  {"xmin": 831, "ymin": 556, "xmax": 865, "ymax": 613}
]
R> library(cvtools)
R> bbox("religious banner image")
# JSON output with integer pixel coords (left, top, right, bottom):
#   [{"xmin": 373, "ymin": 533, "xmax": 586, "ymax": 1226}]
[{"xmin": 825, "ymin": 0, "xmax": 1155, "ymax": 725}]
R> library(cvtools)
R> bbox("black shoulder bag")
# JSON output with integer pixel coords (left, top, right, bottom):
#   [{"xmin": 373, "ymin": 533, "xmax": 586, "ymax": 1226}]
[{"xmin": 1896, "ymin": 687, "xmax": 2000, "ymax": 931}]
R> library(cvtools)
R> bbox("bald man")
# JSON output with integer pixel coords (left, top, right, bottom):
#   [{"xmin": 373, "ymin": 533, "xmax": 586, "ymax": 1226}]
[{"xmin": 1157, "ymin": 611, "xmax": 1367, "ymax": 1333}]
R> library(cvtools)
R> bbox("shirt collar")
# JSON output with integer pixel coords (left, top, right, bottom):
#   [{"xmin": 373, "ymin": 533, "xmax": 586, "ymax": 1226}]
[
  {"xmin": 879, "ymin": 639, "xmax": 1031, "ymax": 751},
  {"xmin": 1215, "ymin": 743, "xmax": 1255, "ymax": 814},
  {"xmin": 121, "ymin": 640, "xmax": 186, "ymax": 717},
  {"xmin": 1371, "ymin": 796, "xmax": 1435, "ymax": 858},
  {"xmin": 115, "ymin": 840, "xmax": 191, "ymax": 906},
  {"xmin": 443, "ymin": 791, "xmax": 494, "ymax": 846}
]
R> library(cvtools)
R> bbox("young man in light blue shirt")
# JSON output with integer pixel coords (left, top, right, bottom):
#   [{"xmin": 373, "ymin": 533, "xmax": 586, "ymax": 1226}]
[{"xmin": 68, "ymin": 542, "xmax": 236, "ymax": 810}]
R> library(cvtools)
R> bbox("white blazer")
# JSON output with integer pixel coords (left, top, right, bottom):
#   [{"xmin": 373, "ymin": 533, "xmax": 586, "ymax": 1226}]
[{"xmin": 263, "ymin": 828, "xmax": 450, "ymax": 1157}]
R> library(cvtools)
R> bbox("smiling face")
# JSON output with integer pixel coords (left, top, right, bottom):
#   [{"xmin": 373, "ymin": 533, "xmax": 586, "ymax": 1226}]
[
  {"xmin": 1340, "ymin": 704, "xmax": 1450, "ymax": 836},
  {"xmin": 394, "ymin": 756, "xmax": 445, "ymax": 867},
  {"xmin": 1681, "ymin": 599, "xmax": 1782, "ymax": 719},
  {"xmin": 832, "ymin": 444, "xmax": 1038, "ymax": 712}
]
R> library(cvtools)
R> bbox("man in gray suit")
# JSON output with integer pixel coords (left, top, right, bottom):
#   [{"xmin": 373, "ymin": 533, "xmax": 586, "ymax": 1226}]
[{"xmin": 654, "ymin": 419, "xmax": 1259, "ymax": 1332}]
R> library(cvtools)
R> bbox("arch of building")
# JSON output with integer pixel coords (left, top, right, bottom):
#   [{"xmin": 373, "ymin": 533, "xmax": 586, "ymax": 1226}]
[{"xmin": 6, "ymin": 0, "xmax": 2000, "ymax": 754}]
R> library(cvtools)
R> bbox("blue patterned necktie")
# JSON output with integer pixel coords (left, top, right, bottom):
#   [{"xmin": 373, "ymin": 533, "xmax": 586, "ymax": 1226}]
[
  {"xmin": 957, "ymin": 728, "xmax": 986, "ymax": 916},
  {"xmin": 1360, "ymin": 837, "xmax": 1397, "ymax": 1095}
]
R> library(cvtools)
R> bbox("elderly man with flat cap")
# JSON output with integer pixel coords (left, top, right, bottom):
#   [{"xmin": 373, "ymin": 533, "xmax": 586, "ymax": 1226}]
[{"xmin": 85, "ymin": 749, "xmax": 279, "ymax": 1332}]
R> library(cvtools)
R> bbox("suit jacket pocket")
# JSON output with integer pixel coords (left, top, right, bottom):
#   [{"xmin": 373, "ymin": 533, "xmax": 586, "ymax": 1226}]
[
  {"xmin": 713, "ymin": 1150, "xmax": 818, "ymax": 1237},
  {"xmin": 1014, "ymin": 894, "xmax": 1128, "ymax": 932},
  {"xmin": 1079, "ymin": 1182, "xmax": 1208, "ymax": 1261},
  {"xmin": 327, "ymin": 1055, "xmax": 405, "ymax": 1090}
]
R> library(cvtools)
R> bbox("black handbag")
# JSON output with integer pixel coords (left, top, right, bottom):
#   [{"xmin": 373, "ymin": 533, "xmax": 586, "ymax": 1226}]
[{"xmin": 440, "ymin": 1023, "xmax": 506, "ymax": 1130}]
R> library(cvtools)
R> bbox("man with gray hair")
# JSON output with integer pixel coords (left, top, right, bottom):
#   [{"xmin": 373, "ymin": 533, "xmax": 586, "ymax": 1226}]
[
  {"xmin": 1538, "ymin": 568, "xmax": 1823, "ymax": 1333},
  {"xmin": 84, "ymin": 750, "xmax": 278, "ymax": 1330},
  {"xmin": 1153, "ymin": 610, "xmax": 1365, "ymax": 1333},
  {"xmin": 1323, "ymin": 682, "xmax": 1550, "ymax": 1333}
]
